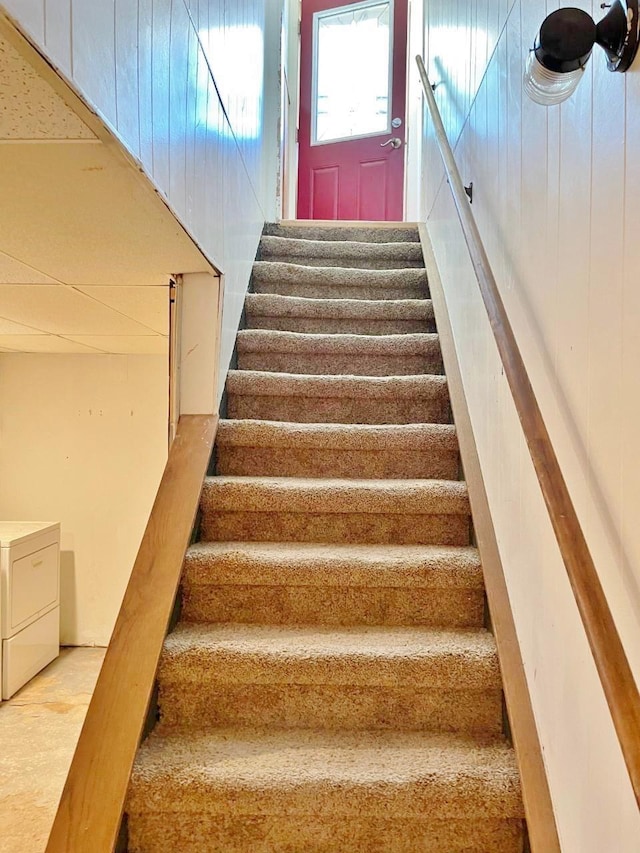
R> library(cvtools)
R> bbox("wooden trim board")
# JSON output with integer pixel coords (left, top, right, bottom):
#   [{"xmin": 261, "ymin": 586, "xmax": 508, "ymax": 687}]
[
  {"xmin": 420, "ymin": 224, "xmax": 561, "ymax": 853},
  {"xmin": 45, "ymin": 414, "xmax": 218, "ymax": 853}
]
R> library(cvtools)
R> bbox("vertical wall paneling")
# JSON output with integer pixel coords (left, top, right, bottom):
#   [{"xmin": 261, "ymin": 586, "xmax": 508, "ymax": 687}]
[
  {"xmin": 151, "ymin": 0, "xmax": 171, "ymax": 194},
  {"xmin": 423, "ymin": 0, "xmax": 640, "ymax": 849},
  {"xmin": 1, "ymin": 0, "xmax": 283, "ymax": 395},
  {"xmin": 43, "ymin": 0, "xmax": 71, "ymax": 76},
  {"xmin": 137, "ymin": 0, "xmax": 155, "ymax": 168},
  {"xmin": 71, "ymin": 0, "xmax": 118, "ymax": 128},
  {"xmin": 168, "ymin": 0, "xmax": 190, "ymax": 222},
  {"xmin": 115, "ymin": 0, "xmax": 141, "ymax": 158},
  {"xmin": 4, "ymin": 0, "xmax": 44, "ymax": 42}
]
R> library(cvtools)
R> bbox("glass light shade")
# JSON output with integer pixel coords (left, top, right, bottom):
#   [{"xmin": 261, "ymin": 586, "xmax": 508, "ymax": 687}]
[{"xmin": 523, "ymin": 51, "xmax": 585, "ymax": 105}]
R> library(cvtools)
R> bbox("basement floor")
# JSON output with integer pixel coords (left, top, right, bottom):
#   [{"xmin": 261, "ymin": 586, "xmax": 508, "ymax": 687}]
[{"xmin": 0, "ymin": 647, "xmax": 106, "ymax": 852}]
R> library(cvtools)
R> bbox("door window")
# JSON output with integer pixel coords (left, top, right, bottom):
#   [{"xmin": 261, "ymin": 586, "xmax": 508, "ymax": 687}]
[{"xmin": 312, "ymin": 0, "xmax": 393, "ymax": 145}]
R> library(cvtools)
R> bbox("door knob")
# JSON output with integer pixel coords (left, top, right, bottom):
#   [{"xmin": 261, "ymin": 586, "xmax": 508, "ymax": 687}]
[{"xmin": 380, "ymin": 137, "xmax": 402, "ymax": 149}]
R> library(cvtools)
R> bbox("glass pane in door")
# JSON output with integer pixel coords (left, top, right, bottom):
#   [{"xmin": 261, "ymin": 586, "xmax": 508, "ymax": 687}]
[{"xmin": 313, "ymin": 0, "xmax": 392, "ymax": 144}]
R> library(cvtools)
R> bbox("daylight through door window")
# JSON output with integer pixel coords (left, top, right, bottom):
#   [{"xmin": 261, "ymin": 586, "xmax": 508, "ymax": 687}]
[{"xmin": 312, "ymin": 0, "xmax": 392, "ymax": 145}]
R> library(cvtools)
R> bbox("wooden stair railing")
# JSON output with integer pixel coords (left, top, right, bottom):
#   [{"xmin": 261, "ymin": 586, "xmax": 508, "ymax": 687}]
[
  {"xmin": 416, "ymin": 54, "xmax": 640, "ymax": 809},
  {"xmin": 46, "ymin": 414, "xmax": 218, "ymax": 853}
]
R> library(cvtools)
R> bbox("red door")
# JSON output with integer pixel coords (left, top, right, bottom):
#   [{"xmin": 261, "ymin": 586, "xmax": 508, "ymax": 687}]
[{"xmin": 297, "ymin": 0, "xmax": 408, "ymax": 221}]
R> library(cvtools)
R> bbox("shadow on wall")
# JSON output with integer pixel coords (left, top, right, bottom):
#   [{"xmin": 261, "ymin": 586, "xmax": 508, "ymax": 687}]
[{"xmin": 59, "ymin": 551, "xmax": 77, "ymax": 646}]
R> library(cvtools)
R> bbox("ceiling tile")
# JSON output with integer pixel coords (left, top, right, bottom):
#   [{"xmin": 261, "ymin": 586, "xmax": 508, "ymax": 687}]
[
  {"xmin": 0, "ymin": 316, "xmax": 46, "ymax": 334},
  {"xmin": 0, "ymin": 251, "xmax": 59, "ymax": 284},
  {"xmin": 75, "ymin": 286, "xmax": 170, "ymax": 334},
  {"xmin": 65, "ymin": 336, "xmax": 169, "ymax": 354},
  {"xmin": 0, "ymin": 36, "xmax": 97, "ymax": 140},
  {"xmin": 0, "ymin": 143, "xmax": 210, "ymax": 286},
  {"xmin": 0, "ymin": 335, "xmax": 103, "ymax": 353},
  {"xmin": 0, "ymin": 285, "xmax": 159, "ymax": 335}
]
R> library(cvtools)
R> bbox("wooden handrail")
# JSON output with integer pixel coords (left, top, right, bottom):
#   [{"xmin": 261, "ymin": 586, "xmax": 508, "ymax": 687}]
[
  {"xmin": 46, "ymin": 414, "xmax": 218, "ymax": 853},
  {"xmin": 416, "ymin": 54, "xmax": 640, "ymax": 808}
]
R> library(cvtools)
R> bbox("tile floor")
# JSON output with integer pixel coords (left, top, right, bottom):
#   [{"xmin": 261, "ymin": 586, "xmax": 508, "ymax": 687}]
[{"xmin": 0, "ymin": 647, "xmax": 106, "ymax": 852}]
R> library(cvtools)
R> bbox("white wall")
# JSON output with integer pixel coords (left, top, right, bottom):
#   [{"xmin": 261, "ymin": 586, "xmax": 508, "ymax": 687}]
[
  {"xmin": 0, "ymin": 354, "xmax": 168, "ymax": 646},
  {"xmin": 422, "ymin": 1, "xmax": 640, "ymax": 850},
  {"xmin": 282, "ymin": 0, "xmax": 301, "ymax": 219},
  {"xmin": 0, "ymin": 0, "xmax": 284, "ymax": 392}
]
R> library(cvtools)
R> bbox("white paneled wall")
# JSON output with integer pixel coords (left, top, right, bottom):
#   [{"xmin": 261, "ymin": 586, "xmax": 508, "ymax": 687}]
[
  {"xmin": 0, "ymin": 0, "xmax": 283, "ymax": 391},
  {"xmin": 423, "ymin": 1, "xmax": 640, "ymax": 850}
]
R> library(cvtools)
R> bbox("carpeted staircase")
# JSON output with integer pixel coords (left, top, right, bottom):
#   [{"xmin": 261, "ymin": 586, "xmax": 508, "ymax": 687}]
[{"xmin": 126, "ymin": 223, "xmax": 525, "ymax": 852}]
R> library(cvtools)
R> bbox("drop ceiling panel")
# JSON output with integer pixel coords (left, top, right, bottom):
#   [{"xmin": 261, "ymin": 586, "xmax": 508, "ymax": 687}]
[
  {"xmin": 76, "ymin": 286, "xmax": 170, "ymax": 334},
  {"xmin": 0, "ymin": 335, "xmax": 102, "ymax": 353},
  {"xmin": 0, "ymin": 250, "xmax": 59, "ymax": 284},
  {"xmin": 66, "ymin": 335, "xmax": 169, "ymax": 354},
  {"xmin": 0, "ymin": 285, "xmax": 158, "ymax": 335},
  {"xmin": 0, "ymin": 316, "xmax": 46, "ymax": 334},
  {"xmin": 0, "ymin": 143, "xmax": 209, "ymax": 286},
  {"xmin": 0, "ymin": 35, "xmax": 97, "ymax": 140}
]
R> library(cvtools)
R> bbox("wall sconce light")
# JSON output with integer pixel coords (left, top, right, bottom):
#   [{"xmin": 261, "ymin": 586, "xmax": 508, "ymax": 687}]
[{"xmin": 523, "ymin": 1, "xmax": 640, "ymax": 105}]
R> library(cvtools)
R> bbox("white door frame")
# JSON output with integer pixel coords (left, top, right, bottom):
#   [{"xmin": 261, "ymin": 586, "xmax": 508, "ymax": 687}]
[
  {"xmin": 404, "ymin": 0, "xmax": 425, "ymax": 221},
  {"xmin": 282, "ymin": 0, "xmax": 302, "ymax": 219}
]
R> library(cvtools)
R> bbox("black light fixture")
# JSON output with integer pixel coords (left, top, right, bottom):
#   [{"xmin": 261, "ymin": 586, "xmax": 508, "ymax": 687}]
[{"xmin": 524, "ymin": 1, "xmax": 640, "ymax": 105}]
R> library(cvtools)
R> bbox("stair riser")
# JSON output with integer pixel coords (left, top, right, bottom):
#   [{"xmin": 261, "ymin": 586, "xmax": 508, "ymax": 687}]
[
  {"xmin": 127, "ymin": 815, "xmax": 524, "ymax": 853},
  {"xmin": 216, "ymin": 447, "xmax": 459, "ymax": 480},
  {"xmin": 158, "ymin": 683, "xmax": 502, "ymax": 735},
  {"xmin": 253, "ymin": 282, "xmax": 428, "ymax": 300},
  {"xmin": 246, "ymin": 316, "xmax": 436, "ymax": 335},
  {"xmin": 258, "ymin": 255, "xmax": 425, "ymax": 270},
  {"xmin": 236, "ymin": 352, "xmax": 443, "ymax": 376},
  {"xmin": 201, "ymin": 512, "xmax": 470, "ymax": 546},
  {"xmin": 181, "ymin": 583, "xmax": 484, "ymax": 627},
  {"xmin": 226, "ymin": 395, "xmax": 451, "ymax": 425}
]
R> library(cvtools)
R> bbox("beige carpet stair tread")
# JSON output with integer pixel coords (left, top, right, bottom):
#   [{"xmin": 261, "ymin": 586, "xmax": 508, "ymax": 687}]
[
  {"xmin": 183, "ymin": 541, "xmax": 483, "ymax": 588},
  {"xmin": 128, "ymin": 728, "xmax": 523, "ymax": 819},
  {"xmin": 237, "ymin": 330, "xmax": 439, "ymax": 356},
  {"xmin": 201, "ymin": 476, "xmax": 469, "ymax": 516},
  {"xmin": 216, "ymin": 420, "xmax": 457, "ymax": 452},
  {"xmin": 159, "ymin": 623, "xmax": 500, "ymax": 689},
  {"xmin": 245, "ymin": 293, "xmax": 434, "ymax": 320},
  {"xmin": 262, "ymin": 223, "xmax": 421, "ymax": 242},
  {"xmin": 226, "ymin": 371, "xmax": 450, "ymax": 425},
  {"xmin": 235, "ymin": 331, "xmax": 443, "ymax": 376},
  {"xmin": 252, "ymin": 261, "xmax": 427, "ymax": 284},
  {"xmin": 157, "ymin": 625, "xmax": 503, "ymax": 733},
  {"xmin": 226, "ymin": 370, "xmax": 447, "ymax": 400},
  {"xmin": 180, "ymin": 542, "xmax": 485, "ymax": 628},
  {"xmin": 215, "ymin": 420, "xmax": 458, "ymax": 479},
  {"xmin": 260, "ymin": 235, "xmax": 424, "ymax": 263},
  {"xmin": 251, "ymin": 262, "xmax": 429, "ymax": 301}
]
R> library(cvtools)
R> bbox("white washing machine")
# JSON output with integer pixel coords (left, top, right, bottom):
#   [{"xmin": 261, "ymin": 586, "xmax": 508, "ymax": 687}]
[{"xmin": 0, "ymin": 522, "xmax": 60, "ymax": 700}]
